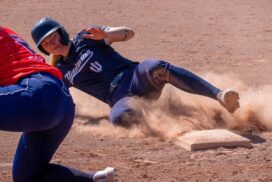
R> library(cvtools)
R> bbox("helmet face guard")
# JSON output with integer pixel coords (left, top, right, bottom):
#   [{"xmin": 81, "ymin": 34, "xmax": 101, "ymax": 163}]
[{"xmin": 31, "ymin": 17, "xmax": 69, "ymax": 55}]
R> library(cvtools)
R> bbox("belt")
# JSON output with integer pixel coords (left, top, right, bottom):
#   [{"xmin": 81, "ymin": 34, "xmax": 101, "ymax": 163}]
[{"xmin": 109, "ymin": 71, "xmax": 125, "ymax": 94}]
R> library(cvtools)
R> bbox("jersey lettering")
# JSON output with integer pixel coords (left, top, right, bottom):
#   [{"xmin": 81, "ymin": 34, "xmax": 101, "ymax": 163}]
[{"xmin": 64, "ymin": 49, "xmax": 93, "ymax": 85}]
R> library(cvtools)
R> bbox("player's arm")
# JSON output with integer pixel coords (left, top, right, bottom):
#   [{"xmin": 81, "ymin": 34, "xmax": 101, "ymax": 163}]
[{"xmin": 83, "ymin": 26, "xmax": 135, "ymax": 44}]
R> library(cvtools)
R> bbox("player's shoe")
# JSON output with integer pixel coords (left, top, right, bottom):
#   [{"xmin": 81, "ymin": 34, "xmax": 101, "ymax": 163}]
[
  {"xmin": 217, "ymin": 89, "xmax": 240, "ymax": 113},
  {"xmin": 92, "ymin": 167, "xmax": 118, "ymax": 182}
]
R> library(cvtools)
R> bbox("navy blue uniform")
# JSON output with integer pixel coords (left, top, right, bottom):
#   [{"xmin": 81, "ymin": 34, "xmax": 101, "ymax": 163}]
[
  {"xmin": 57, "ymin": 30, "xmax": 138, "ymax": 103},
  {"xmin": 57, "ymin": 28, "xmax": 221, "ymax": 126}
]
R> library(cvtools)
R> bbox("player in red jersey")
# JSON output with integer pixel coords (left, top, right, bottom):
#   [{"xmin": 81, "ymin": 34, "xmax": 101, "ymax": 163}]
[
  {"xmin": 0, "ymin": 26, "xmax": 117, "ymax": 182},
  {"xmin": 0, "ymin": 26, "xmax": 62, "ymax": 85}
]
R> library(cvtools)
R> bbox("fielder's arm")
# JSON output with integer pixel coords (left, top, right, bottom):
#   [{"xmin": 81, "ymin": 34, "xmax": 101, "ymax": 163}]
[{"xmin": 84, "ymin": 26, "xmax": 135, "ymax": 44}]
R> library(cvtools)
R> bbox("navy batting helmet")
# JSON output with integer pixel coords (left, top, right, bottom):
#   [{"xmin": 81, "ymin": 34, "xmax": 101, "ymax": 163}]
[{"xmin": 31, "ymin": 17, "xmax": 69, "ymax": 55}]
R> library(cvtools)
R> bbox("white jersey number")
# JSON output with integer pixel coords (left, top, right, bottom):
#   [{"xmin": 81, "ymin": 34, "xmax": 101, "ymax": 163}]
[{"xmin": 90, "ymin": 61, "xmax": 102, "ymax": 72}]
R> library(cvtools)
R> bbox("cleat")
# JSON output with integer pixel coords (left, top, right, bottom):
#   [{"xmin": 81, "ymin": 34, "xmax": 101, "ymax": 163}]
[
  {"xmin": 92, "ymin": 167, "xmax": 118, "ymax": 182},
  {"xmin": 217, "ymin": 89, "xmax": 240, "ymax": 113}
]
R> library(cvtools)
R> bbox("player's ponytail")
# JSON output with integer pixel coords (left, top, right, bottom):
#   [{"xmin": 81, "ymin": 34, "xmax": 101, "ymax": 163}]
[{"xmin": 50, "ymin": 55, "xmax": 61, "ymax": 67}]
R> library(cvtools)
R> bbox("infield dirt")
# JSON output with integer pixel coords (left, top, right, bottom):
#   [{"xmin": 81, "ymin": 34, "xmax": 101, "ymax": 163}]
[{"xmin": 1, "ymin": 0, "xmax": 272, "ymax": 181}]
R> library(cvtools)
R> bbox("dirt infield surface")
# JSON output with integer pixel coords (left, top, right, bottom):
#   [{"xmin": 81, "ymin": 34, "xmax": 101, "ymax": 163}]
[{"xmin": 1, "ymin": 0, "xmax": 272, "ymax": 181}]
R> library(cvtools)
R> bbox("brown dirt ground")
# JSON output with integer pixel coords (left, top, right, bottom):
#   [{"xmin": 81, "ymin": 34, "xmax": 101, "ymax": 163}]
[{"xmin": 1, "ymin": 0, "xmax": 272, "ymax": 181}]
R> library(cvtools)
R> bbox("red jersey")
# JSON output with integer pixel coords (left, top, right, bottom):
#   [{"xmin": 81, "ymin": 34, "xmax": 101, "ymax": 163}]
[{"xmin": 0, "ymin": 26, "xmax": 62, "ymax": 86}]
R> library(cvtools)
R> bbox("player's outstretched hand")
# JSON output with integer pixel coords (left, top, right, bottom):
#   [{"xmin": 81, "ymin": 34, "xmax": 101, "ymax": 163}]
[{"xmin": 84, "ymin": 26, "xmax": 107, "ymax": 40}]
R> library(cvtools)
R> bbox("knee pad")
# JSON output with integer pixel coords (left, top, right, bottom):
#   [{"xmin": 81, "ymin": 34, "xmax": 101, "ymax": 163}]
[
  {"xmin": 147, "ymin": 60, "xmax": 171, "ymax": 87},
  {"xmin": 110, "ymin": 110, "xmax": 141, "ymax": 128}
]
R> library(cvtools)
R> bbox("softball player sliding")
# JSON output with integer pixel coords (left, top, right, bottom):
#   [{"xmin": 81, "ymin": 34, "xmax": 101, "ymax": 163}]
[
  {"xmin": 0, "ymin": 26, "xmax": 116, "ymax": 182},
  {"xmin": 31, "ymin": 17, "xmax": 240, "ymax": 127}
]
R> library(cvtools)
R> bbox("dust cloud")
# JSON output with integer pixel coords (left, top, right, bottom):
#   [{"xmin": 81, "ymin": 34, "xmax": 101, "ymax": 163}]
[{"xmin": 73, "ymin": 72, "xmax": 272, "ymax": 140}]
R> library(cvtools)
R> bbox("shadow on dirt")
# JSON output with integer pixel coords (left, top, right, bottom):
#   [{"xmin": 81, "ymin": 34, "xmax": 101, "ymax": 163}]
[
  {"xmin": 241, "ymin": 133, "xmax": 266, "ymax": 144},
  {"xmin": 75, "ymin": 114, "xmax": 109, "ymax": 125}
]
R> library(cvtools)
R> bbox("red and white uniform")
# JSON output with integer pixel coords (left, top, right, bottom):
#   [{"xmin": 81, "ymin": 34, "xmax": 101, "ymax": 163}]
[{"xmin": 0, "ymin": 26, "xmax": 62, "ymax": 86}]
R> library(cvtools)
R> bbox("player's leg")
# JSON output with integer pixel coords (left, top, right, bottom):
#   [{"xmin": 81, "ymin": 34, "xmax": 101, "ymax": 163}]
[
  {"xmin": 135, "ymin": 60, "xmax": 239, "ymax": 112},
  {"xmin": 12, "ymin": 106, "xmax": 95, "ymax": 182},
  {"xmin": 0, "ymin": 73, "xmax": 70, "ymax": 132},
  {"xmin": 167, "ymin": 61, "xmax": 239, "ymax": 112},
  {"xmin": 109, "ymin": 97, "xmax": 143, "ymax": 127},
  {"xmin": 13, "ymin": 123, "xmax": 116, "ymax": 182},
  {"xmin": 137, "ymin": 59, "xmax": 219, "ymax": 98},
  {"xmin": 5, "ymin": 73, "xmax": 88, "ymax": 181},
  {"xmin": 0, "ymin": 73, "xmax": 114, "ymax": 182}
]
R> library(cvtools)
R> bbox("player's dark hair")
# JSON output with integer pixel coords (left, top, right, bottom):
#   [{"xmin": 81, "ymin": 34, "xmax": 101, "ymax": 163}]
[{"xmin": 31, "ymin": 17, "xmax": 69, "ymax": 55}]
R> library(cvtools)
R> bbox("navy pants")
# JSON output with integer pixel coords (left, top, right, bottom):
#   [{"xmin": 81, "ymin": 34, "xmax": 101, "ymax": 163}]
[
  {"xmin": 109, "ymin": 60, "xmax": 220, "ymax": 126},
  {"xmin": 0, "ymin": 73, "xmax": 92, "ymax": 182}
]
